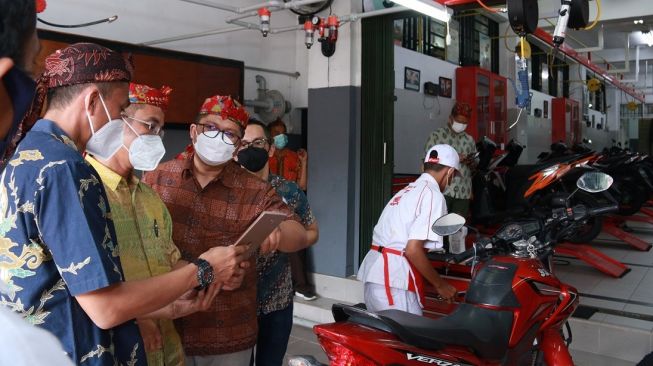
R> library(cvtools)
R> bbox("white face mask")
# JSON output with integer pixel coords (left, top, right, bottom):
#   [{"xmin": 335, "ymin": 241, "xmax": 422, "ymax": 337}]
[
  {"xmin": 194, "ymin": 132, "xmax": 235, "ymax": 166},
  {"xmin": 85, "ymin": 93, "xmax": 124, "ymax": 159},
  {"xmin": 451, "ymin": 120, "xmax": 467, "ymax": 133},
  {"xmin": 123, "ymin": 120, "xmax": 166, "ymax": 171}
]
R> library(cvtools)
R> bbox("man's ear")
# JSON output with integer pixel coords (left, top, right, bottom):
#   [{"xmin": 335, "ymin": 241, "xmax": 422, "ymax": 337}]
[
  {"xmin": 189, "ymin": 124, "xmax": 198, "ymax": 143},
  {"xmin": 84, "ymin": 86, "xmax": 102, "ymax": 118},
  {"xmin": 268, "ymin": 144, "xmax": 276, "ymax": 157}
]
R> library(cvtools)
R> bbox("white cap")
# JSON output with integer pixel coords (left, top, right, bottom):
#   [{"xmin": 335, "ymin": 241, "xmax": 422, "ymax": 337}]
[{"xmin": 424, "ymin": 144, "xmax": 461, "ymax": 173}]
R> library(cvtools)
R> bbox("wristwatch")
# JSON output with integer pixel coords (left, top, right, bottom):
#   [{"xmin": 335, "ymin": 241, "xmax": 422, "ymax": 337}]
[{"xmin": 193, "ymin": 258, "xmax": 214, "ymax": 291}]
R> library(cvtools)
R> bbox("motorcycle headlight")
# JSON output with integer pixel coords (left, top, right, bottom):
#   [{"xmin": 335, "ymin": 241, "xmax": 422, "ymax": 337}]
[{"xmin": 542, "ymin": 164, "xmax": 560, "ymax": 178}]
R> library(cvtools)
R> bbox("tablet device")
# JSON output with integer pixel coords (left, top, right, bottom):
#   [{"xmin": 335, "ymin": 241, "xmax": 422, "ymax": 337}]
[{"xmin": 234, "ymin": 211, "xmax": 287, "ymax": 254}]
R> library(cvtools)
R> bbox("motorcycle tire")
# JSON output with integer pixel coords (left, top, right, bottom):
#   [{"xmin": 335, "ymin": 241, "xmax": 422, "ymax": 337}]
[
  {"xmin": 566, "ymin": 193, "xmax": 604, "ymax": 244},
  {"xmin": 613, "ymin": 180, "xmax": 648, "ymax": 216}
]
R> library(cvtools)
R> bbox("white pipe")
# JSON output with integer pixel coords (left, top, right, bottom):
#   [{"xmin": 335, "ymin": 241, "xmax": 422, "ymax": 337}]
[
  {"xmin": 179, "ymin": 0, "xmax": 237, "ymax": 12},
  {"xmin": 576, "ymin": 26, "xmax": 604, "ymax": 53},
  {"xmin": 181, "ymin": 0, "xmax": 324, "ymax": 14},
  {"xmin": 621, "ymin": 46, "xmax": 641, "ymax": 83},
  {"xmin": 607, "ymin": 35, "xmax": 631, "ymax": 74},
  {"xmin": 140, "ymin": 26, "xmax": 246, "ymax": 46}
]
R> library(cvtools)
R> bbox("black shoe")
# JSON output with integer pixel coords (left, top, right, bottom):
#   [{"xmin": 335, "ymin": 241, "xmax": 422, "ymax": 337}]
[{"xmin": 295, "ymin": 288, "xmax": 318, "ymax": 301}]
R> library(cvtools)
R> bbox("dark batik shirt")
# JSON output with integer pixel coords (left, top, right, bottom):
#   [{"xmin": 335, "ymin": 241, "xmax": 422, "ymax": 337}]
[
  {"xmin": 0, "ymin": 119, "xmax": 146, "ymax": 365},
  {"xmin": 142, "ymin": 155, "xmax": 298, "ymax": 356},
  {"xmin": 257, "ymin": 175, "xmax": 315, "ymax": 315}
]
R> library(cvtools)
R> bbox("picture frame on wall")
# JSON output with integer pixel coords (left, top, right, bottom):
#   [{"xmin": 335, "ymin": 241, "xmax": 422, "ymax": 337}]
[
  {"xmin": 543, "ymin": 100, "xmax": 549, "ymax": 119},
  {"xmin": 439, "ymin": 77, "xmax": 452, "ymax": 98},
  {"xmin": 404, "ymin": 67, "xmax": 421, "ymax": 91}
]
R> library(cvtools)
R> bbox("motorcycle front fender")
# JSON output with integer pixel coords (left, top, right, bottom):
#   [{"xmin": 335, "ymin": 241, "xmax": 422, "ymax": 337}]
[{"xmin": 540, "ymin": 328, "xmax": 574, "ymax": 366}]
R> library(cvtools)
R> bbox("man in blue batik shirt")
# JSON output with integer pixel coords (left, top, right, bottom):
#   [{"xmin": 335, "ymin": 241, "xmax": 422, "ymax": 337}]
[
  {"xmin": 236, "ymin": 120, "xmax": 320, "ymax": 366},
  {"xmin": 0, "ymin": 42, "xmax": 248, "ymax": 365}
]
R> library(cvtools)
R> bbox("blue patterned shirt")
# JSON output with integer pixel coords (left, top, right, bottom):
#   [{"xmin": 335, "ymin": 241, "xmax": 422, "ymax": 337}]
[
  {"xmin": 0, "ymin": 119, "xmax": 145, "ymax": 365},
  {"xmin": 257, "ymin": 175, "xmax": 315, "ymax": 315}
]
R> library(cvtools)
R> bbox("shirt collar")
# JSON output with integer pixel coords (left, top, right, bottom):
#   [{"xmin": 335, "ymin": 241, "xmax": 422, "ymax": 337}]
[
  {"xmin": 418, "ymin": 172, "xmax": 441, "ymax": 192},
  {"xmin": 32, "ymin": 119, "xmax": 79, "ymax": 152},
  {"xmin": 85, "ymin": 155, "xmax": 139, "ymax": 192}
]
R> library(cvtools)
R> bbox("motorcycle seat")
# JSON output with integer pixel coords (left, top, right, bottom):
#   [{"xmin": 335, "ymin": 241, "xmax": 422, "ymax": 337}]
[{"xmin": 337, "ymin": 303, "xmax": 513, "ymax": 361}]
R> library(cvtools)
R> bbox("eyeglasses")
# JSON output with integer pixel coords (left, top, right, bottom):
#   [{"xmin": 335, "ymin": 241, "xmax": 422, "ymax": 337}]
[
  {"xmin": 197, "ymin": 123, "xmax": 241, "ymax": 145},
  {"xmin": 240, "ymin": 138, "xmax": 269, "ymax": 150},
  {"xmin": 121, "ymin": 113, "xmax": 165, "ymax": 138}
]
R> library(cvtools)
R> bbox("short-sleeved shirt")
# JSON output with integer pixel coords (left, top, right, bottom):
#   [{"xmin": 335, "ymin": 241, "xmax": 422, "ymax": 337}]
[
  {"xmin": 86, "ymin": 156, "xmax": 184, "ymax": 366},
  {"xmin": 269, "ymin": 149, "xmax": 301, "ymax": 184},
  {"xmin": 257, "ymin": 175, "xmax": 315, "ymax": 316},
  {"xmin": 423, "ymin": 127, "xmax": 476, "ymax": 199},
  {"xmin": 142, "ymin": 156, "xmax": 298, "ymax": 356},
  {"xmin": 357, "ymin": 173, "xmax": 447, "ymax": 290},
  {"xmin": 0, "ymin": 119, "xmax": 145, "ymax": 365}
]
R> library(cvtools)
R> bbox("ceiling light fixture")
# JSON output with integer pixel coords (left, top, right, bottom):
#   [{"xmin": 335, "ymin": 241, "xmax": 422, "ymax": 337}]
[
  {"xmin": 634, "ymin": 19, "xmax": 644, "ymax": 25},
  {"xmin": 391, "ymin": 0, "xmax": 451, "ymax": 22}
]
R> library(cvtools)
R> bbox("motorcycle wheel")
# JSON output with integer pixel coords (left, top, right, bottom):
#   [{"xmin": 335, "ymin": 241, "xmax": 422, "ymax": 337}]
[
  {"xmin": 566, "ymin": 193, "xmax": 604, "ymax": 244},
  {"xmin": 614, "ymin": 180, "xmax": 648, "ymax": 216}
]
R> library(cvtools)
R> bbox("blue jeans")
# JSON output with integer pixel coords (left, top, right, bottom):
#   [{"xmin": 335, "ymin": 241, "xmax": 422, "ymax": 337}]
[{"xmin": 253, "ymin": 303, "xmax": 294, "ymax": 366}]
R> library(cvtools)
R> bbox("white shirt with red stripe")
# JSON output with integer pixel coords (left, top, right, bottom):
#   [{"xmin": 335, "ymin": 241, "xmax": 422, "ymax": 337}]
[{"xmin": 357, "ymin": 173, "xmax": 447, "ymax": 291}]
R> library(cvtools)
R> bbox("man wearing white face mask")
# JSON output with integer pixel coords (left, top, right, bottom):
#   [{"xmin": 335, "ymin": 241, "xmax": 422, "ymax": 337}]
[
  {"xmin": 143, "ymin": 95, "xmax": 308, "ymax": 366},
  {"xmin": 86, "ymin": 83, "xmax": 229, "ymax": 366},
  {"xmin": 0, "ymin": 44, "xmax": 249, "ymax": 366},
  {"xmin": 423, "ymin": 102, "xmax": 477, "ymax": 221}
]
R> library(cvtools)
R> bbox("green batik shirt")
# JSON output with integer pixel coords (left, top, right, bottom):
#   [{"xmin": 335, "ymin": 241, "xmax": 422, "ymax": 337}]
[
  {"xmin": 86, "ymin": 156, "xmax": 184, "ymax": 366},
  {"xmin": 423, "ymin": 126, "xmax": 476, "ymax": 199}
]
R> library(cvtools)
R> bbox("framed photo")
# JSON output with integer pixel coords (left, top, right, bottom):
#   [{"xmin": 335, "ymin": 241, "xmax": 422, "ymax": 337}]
[
  {"xmin": 404, "ymin": 67, "xmax": 420, "ymax": 92},
  {"xmin": 543, "ymin": 100, "xmax": 549, "ymax": 118},
  {"xmin": 439, "ymin": 77, "xmax": 452, "ymax": 98}
]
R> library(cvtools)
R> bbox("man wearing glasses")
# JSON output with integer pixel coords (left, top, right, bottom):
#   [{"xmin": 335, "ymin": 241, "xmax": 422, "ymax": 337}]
[
  {"xmin": 236, "ymin": 120, "xmax": 319, "ymax": 366},
  {"xmin": 143, "ymin": 95, "xmax": 308, "ymax": 366},
  {"xmin": 86, "ymin": 83, "xmax": 232, "ymax": 366}
]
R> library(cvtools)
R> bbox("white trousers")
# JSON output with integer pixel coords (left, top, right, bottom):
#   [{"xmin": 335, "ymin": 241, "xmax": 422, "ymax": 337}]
[{"xmin": 364, "ymin": 282, "xmax": 422, "ymax": 316}]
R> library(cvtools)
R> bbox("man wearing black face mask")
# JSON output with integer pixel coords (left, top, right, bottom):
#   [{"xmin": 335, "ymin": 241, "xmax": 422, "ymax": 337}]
[
  {"xmin": 236, "ymin": 120, "xmax": 319, "ymax": 366},
  {"xmin": 0, "ymin": 0, "xmax": 42, "ymax": 163}
]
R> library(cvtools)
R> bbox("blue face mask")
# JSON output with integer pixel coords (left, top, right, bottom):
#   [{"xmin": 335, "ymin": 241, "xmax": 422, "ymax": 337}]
[
  {"xmin": 273, "ymin": 133, "xmax": 288, "ymax": 149},
  {"xmin": 1, "ymin": 66, "xmax": 36, "ymax": 159}
]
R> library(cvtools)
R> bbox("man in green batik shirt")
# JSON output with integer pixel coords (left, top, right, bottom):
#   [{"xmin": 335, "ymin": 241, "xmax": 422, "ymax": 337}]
[
  {"xmin": 86, "ymin": 83, "xmax": 234, "ymax": 366},
  {"xmin": 423, "ymin": 102, "xmax": 477, "ymax": 218}
]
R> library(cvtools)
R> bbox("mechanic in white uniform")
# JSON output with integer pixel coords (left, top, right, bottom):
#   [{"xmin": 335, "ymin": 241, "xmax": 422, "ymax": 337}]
[{"xmin": 358, "ymin": 144, "xmax": 460, "ymax": 315}]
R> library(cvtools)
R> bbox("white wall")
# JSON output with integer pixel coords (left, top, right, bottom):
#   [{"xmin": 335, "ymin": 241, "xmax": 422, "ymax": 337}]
[
  {"xmin": 393, "ymin": 46, "xmax": 458, "ymax": 174},
  {"xmin": 37, "ymin": 0, "xmax": 308, "ymax": 128}
]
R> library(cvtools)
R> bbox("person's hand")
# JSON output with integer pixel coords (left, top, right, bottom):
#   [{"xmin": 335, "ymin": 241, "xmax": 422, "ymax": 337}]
[
  {"xmin": 435, "ymin": 281, "xmax": 457, "ymax": 304},
  {"xmin": 199, "ymin": 245, "xmax": 249, "ymax": 285},
  {"xmin": 222, "ymin": 262, "xmax": 249, "ymax": 291},
  {"xmin": 137, "ymin": 319, "xmax": 162, "ymax": 353},
  {"xmin": 260, "ymin": 227, "xmax": 282, "ymax": 254},
  {"xmin": 172, "ymin": 282, "xmax": 222, "ymax": 318},
  {"xmin": 298, "ymin": 149, "xmax": 308, "ymax": 165}
]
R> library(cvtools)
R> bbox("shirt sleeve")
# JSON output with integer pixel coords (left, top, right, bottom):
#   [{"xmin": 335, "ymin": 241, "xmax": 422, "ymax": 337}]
[
  {"xmin": 258, "ymin": 184, "xmax": 301, "ymax": 224},
  {"xmin": 284, "ymin": 181, "xmax": 315, "ymax": 227},
  {"xmin": 35, "ymin": 162, "xmax": 123, "ymax": 296},
  {"xmin": 407, "ymin": 185, "xmax": 447, "ymax": 244}
]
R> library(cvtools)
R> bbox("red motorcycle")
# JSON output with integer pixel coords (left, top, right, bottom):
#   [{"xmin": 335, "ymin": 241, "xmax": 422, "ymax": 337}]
[{"xmin": 290, "ymin": 172, "xmax": 615, "ymax": 366}]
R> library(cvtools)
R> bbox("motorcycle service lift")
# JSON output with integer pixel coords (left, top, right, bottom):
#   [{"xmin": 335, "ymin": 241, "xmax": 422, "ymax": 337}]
[
  {"xmin": 602, "ymin": 215, "xmax": 653, "ymax": 252},
  {"xmin": 554, "ymin": 243, "xmax": 631, "ymax": 278}
]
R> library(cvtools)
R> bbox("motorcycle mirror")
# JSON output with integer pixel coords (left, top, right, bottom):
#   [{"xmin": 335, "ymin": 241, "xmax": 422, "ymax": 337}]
[
  {"xmin": 431, "ymin": 213, "xmax": 466, "ymax": 236},
  {"xmin": 576, "ymin": 172, "xmax": 614, "ymax": 193}
]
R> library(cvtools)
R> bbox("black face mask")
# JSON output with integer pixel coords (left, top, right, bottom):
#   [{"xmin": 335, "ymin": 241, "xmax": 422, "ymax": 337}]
[
  {"xmin": 237, "ymin": 147, "xmax": 269, "ymax": 172},
  {"xmin": 2, "ymin": 66, "xmax": 36, "ymax": 158}
]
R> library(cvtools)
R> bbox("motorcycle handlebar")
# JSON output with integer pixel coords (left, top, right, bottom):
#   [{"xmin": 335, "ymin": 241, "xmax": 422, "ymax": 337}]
[
  {"xmin": 452, "ymin": 244, "xmax": 482, "ymax": 264},
  {"xmin": 588, "ymin": 204, "xmax": 619, "ymax": 216}
]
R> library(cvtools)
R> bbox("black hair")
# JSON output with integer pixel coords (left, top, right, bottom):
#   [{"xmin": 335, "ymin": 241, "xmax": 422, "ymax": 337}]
[
  {"xmin": 267, "ymin": 118, "xmax": 287, "ymax": 133},
  {"xmin": 423, "ymin": 150, "xmax": 450, "ymax": 173},
  {"xmin": 247, "ymin": 119, "xmax": 271, "ymax": 140},
  {"xmin": 46, "ymin": 82, "xmax": 123, "ymax": 110},
  {"xmin": 0, "ymin": 0, "xmax": 37, "ymax": 68}
]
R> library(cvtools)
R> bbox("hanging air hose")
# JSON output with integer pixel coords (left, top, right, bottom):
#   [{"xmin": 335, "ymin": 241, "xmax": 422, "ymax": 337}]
[{"xmin": 509, "ymin": 36, "xmax": 531, "ymax": 129}]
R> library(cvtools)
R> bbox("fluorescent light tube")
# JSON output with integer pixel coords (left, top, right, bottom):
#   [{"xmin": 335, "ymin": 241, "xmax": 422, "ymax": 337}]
[{"xmin": 392, "ymin": 0, "xmax": 451, "ymax": 22}]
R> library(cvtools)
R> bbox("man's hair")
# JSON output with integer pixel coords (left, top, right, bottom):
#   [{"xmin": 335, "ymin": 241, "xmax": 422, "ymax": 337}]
[
  {"xmin": 46, "ymin": 82, "xmax": 123, "ymax": 111},
  {"xmin": 268, "ymin": 118, "xmax": 287, "ymax": 133},
  {"xmin": 247, "ymin": 119, "xmax": 271, "ymax": 140},
  {"xmin": 0, "ymin": 0, "xmax": 36, "ymax": 68},
  {"xmin": 423, "ymin": 150, "xmax": 450, "ymax": 173}
]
